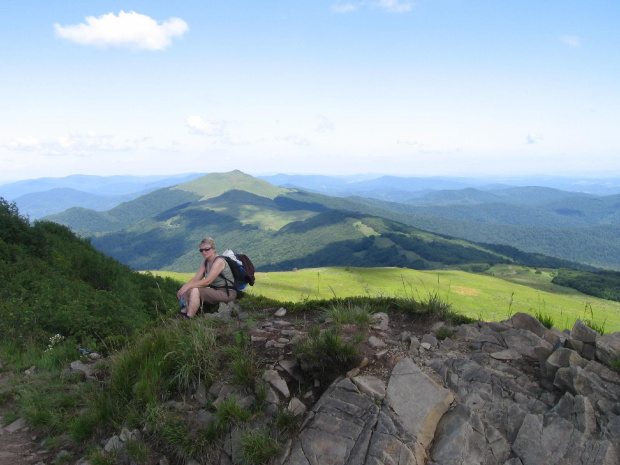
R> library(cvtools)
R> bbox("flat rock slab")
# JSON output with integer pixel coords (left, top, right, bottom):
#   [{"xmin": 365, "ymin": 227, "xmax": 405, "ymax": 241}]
[
  {"xmin": 282, "ymin": 377, "xmax": 422, "ymax": 465},
  {"xmin": 386, "ymin": 357, "xmax": 454, "ymax": 449},
  {"xmin": 490, "ymin": 349, "xmax": 522, "ymax": 361}
]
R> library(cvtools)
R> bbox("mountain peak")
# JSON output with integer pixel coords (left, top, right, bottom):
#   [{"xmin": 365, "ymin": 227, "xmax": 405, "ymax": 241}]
[{"xmin": 173, "ymin": 170, "xmax": 292, "ymax": 200}]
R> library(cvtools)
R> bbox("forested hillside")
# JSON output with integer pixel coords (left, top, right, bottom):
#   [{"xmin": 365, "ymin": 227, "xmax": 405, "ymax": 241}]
[
  {"xmin": 41, "ymin": 171, "xmax": 591, "ymax": 273},
  {"xmin": 552, "ymin": 268, "xmax": 620, "ymax": 302},
  {"xmin": 0, "ymin": 198, "xmax": 179, "ymax": 348},
  {"xmin": 338, "ymin": 196, "xmax": 620, "ymax": 270}
]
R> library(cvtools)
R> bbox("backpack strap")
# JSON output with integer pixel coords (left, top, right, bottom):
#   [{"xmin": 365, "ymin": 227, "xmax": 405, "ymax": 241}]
[{"xmin": 205, "ymin": 256, "xmax": 235, "ymax": 295}]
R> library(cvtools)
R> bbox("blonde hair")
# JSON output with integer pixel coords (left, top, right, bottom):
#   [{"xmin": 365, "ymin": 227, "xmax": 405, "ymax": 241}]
[{"xmin": 200, "ymin": 237, "xmax": 215, "ymax": 249}]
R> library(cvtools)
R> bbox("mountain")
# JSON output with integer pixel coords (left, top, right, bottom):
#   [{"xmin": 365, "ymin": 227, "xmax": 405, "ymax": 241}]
[
  {"xmin": 13, "ymin": 188, "xmax": 141, "ymax": 220},
  {"xmin": 260, "ymin": 174, "xmax": 620, "ymax": 199},
  {"xmin": 335, "ymin": 195, "xmax": 620, "ymax": 270},
  {"xmin": 43, "ymin": 170, "xmax": 584, "ymax": 273},
  {"xmin": 0, "ymin": 173, "xmax": 206, "ymax": 198},
  {"xmin": 0, "ymin": 173, "xmax": 206, "ymax": 219}
]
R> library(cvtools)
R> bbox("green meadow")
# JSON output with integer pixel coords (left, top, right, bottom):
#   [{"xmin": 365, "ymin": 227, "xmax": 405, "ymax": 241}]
[{"xmin": 154, "ymin": 264, "xmax": 620, "ymax": 333}]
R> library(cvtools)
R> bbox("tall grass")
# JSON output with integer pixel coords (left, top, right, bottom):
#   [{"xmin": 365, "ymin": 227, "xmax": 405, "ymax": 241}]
[{"xmin": 294, "ymin": 327, "xmax": 362, "ymax": 386}]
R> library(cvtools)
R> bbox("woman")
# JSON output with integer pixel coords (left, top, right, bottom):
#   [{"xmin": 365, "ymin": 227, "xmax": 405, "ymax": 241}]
[{"xmin": 177, "ymin": 237, "xmax": 237, "ymax": 318}]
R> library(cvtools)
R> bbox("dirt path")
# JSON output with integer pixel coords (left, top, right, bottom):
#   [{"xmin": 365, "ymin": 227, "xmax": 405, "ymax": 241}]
[
  {"xmin": 0, "ymin": 370, "xmax": 53, "ymax": 465},
  {"xmin": 0, "ymin": 423, "xmax": 51, "ymax": 465}
]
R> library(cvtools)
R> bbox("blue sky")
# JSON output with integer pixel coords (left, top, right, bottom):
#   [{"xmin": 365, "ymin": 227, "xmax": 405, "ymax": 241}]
[{"xmin": 2, "ymin": 1, "xmax": 619, "ymax": 182}]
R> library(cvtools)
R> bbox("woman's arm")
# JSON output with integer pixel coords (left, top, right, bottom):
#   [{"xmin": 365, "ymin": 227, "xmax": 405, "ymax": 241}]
[{"xmin": 176, "ymin": 261, "xmax": 208, "ymax": 299}]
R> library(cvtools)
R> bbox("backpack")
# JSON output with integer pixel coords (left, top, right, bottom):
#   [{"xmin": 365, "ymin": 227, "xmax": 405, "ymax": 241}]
[{"xmin": 210, "ymin": 249, "xmax": 255, "ymax": 292}]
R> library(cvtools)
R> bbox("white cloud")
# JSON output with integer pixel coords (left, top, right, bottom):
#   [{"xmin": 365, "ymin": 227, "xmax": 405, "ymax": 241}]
[
  {"xmin": 560, "ymin": 35, "xmax": 581, "ymax": 48},
  {"xmin": 7, "ymin": 136, "xmax": 40, "ymax": 150},
  {"xmin": 331, "ymin": 0, "xmax": 413, "ymax": 14},
  {"xmin": 331, "ymin": 3, "xmax": 359, "ymax": 14},
  {"xmin": 526, "ymin": 132, "xmax": 543, "ymax": 144},
  {"xmin": 5, "ymin": 132, "xmax": 127, "ymax": 155},
  {"xmin": 316, "ymin": 115, "xmax": 335, "ymax": 133},
  {"xmin": 396, "ymin": 139, "xmax": 421, "ymax": 147},
  {"xmin": 186, "ymin": 115, "xmax": 226, "ymax": 136},
  {"xmin": 373, "ymin": 0, "xmax": 414, "ymax": 13},
  {"xmin": 278, "ymin": 135, "xmax": 312, "ymax": 146},
  {"xmin": 54, "ymin": 11, "xmax": 188, "ymax": 51}
]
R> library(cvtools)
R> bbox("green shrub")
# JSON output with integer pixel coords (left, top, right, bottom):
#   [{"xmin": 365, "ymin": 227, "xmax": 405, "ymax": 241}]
[
  {"xmin": 240, "ymin": 429, "xmax": 280, "ymax": 465},
  {"xmin": 534, "ymin": 311, "xmax": 555, "ymax": 330},
  {"xmin": 294, "ymin": 327, "xmax": 362, "ymax": 386},
  {"xmin": 434, "ymin": 327, "xmax": 455, "ymax": 340},
  {"xmin": 216, "ymin": 397, "xmax": 253, "ymax": 427},
  {"xmin": 324, "ymin": 301, "xmax": 373, "ymax": 325}
]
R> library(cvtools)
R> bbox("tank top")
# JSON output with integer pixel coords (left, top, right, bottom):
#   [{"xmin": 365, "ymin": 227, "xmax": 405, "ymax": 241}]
[{"xmin": 205, "ymin": 257, "xmax": 235, "ymax": 289}]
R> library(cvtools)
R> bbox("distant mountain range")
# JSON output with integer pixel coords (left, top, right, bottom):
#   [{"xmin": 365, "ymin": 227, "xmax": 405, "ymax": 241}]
[
  {"xmin": 258, "ymin": 174, "xmax": 620, "ymax": 199},
  {"xmin": 0, "ymin": 173, "xmax": 204, "ymax": 219},
  {"xmin": 3, "ymin": 172, "xmax": 620, "ymax": 220},
  {"xmin": 37, "ymin": 170, "xmax": 599, "ymax": 273},
  {"xmin": 3, "ymin": 171, "xmax": 619, "ymax": 270}
]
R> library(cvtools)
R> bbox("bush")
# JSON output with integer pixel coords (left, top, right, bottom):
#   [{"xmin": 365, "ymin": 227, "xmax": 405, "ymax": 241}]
[{"xmin": 294, "ymin": 327, "xmax": 362, "ymax": 386}]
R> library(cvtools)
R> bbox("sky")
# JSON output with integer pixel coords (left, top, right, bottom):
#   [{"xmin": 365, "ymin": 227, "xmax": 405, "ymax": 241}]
[{"xmin": 2, "ymin": 1, "xmax": 620, "ymax": 183}]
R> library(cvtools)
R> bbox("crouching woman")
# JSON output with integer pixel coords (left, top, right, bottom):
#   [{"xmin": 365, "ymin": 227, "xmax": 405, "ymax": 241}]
[{"xmin": 176, "ymin": 237, "xmax": 237, "ymax": 318}]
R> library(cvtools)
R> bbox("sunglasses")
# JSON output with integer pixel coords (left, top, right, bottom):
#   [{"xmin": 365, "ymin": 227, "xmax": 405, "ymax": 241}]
[{"xmin": 199, "ymin": 247, "xmax": 212, "ymax": 253}]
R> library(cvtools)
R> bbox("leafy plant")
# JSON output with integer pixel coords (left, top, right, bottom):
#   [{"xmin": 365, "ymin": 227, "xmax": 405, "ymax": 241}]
[
  {"xmin": 324, "ymin": 301, "xmax": 372, "ymax": 325},
  {"xmin": 434, "ymin": 327, "xmax": 455, "ymax": 340},
  {"xmin": 294, "ymin": 327, "xmax": 362, "ymax": 386},
  {"xmin": 216, "ymin": 397, "xmax": 253, "ymax": 425},
  {"xmin": 125, "ymin": 438, "xmax": 149, "ymax": 463},
  {"xmin": 240, "ymin": 429, "xmax": 280, "ymax": 465},
  {"xmin": 535, "ymin": 311, "xmax": 555, "ymax": 329},
  {"xmin": 274, "ymin": 409, "xmax": 302, "ymax": 439}
]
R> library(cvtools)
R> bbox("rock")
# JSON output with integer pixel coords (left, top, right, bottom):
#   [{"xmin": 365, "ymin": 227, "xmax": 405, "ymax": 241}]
[
  {"xmin": 545, "ymin": 348, "xmax": 588, "ymax": 382},
  {"xmin": 370, "ymin": 312, "xmax": 389, "ymax": 331},
  {"xmin": 288, "ymin": 397, "xmax": 307, "ymax": 415},
  {"xmin": 490, "ymin": 349, "xmax": 522, "ymax": 361},
  {"xmin": 421, "ymin": 333, "xmax": 438, "ymax": 348},
  {"xmin": 386, "ymin": 358, "xmax": 454, "ymax": 450},
  {"xmin": 282, "ymin": 377, "xmax": 422, "ymax": 465},
  {"xmin": 5, "ymin": 418, "xmax": 27, "ymax": 433},
  {"xmin": 572, "ymin": 319, "xmax": 599, "ymax": 344},
  {"xmin": 275, "ymin": 307, "xmax": 287, "ymax": 317},
  {"xmin": 596, "ymin": 332, "xmax": 620, "ymax": 367},
  {"xmin": 70, "ymin": 360, "xmax": 97, "ymax": 379},
  {"xmin": 566, "ymin": 338, "xmax": 584, "ymax": 353},
  {"xmin": 280, "ymin": 359, "xmax": 308, "ymax": 384},
  {"xmin": 368, "ymin": 336, "xmax": 386, "ymax": 348},
  {"xmin": 263, "ymin": 370, "xmax": 290, "ymax": 398},
  {"xmin": 351, "ymin": 375, "xmax": 386, "ymax": 401},
  {"xmin": 510, "ymin": 312, "xmax": 547, "ymax": 338},
  {"xmin": 500, "ymin": 328, "xmax": 552, "ymax": 358},
  {"xmin": 512, "ymin": 413, "xmax": 575, "ymax": 465}
]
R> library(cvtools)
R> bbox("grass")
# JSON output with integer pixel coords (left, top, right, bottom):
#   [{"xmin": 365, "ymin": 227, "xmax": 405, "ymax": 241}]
[
  {"xmin": 151, "ymin": 264, "xmax": 620, "ymax": 332},
  {"xmin": 294, "ymin": 326, "xmax": 362, "ymax": 386},
  {"xmin": 324, "ymin": 301, "xmax": 373, "ymax": 325},
  {"xmin": 534, "ymin": 311, "xmax": 555, "ymax": 329},
  {"xmin": 240, "ymin": 429, "xmax": 280, "ymax": 464}
]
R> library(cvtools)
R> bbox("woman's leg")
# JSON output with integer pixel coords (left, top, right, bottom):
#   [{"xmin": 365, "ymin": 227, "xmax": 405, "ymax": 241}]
[
  {"xmin": 185, "ymin": 288, "xmax": 202, "ymax": 318},
  {"xmin": 198, "ymin": 287, "xmax": 237, "ymax": 310}
]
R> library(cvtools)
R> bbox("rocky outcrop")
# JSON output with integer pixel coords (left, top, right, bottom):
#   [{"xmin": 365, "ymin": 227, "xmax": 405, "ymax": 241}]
[{"xmin": 21, "ymin": 306, "xmax": 620, "ymax": 465}]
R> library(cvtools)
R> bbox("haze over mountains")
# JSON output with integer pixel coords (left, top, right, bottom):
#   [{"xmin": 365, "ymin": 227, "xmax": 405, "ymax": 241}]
[{"xmin": 2, "ymin": 171, "xmax": 619, "ymax": 270}]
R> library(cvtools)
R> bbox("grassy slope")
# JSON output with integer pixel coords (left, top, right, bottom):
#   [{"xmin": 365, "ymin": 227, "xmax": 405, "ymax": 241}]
[
  {"xmin": 154, "ymin": 265, "xmax": 620, "ymax": 332},
  {"xmin": 174, "ymin": 170, "xmax": 292, "ymax": 200}
]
